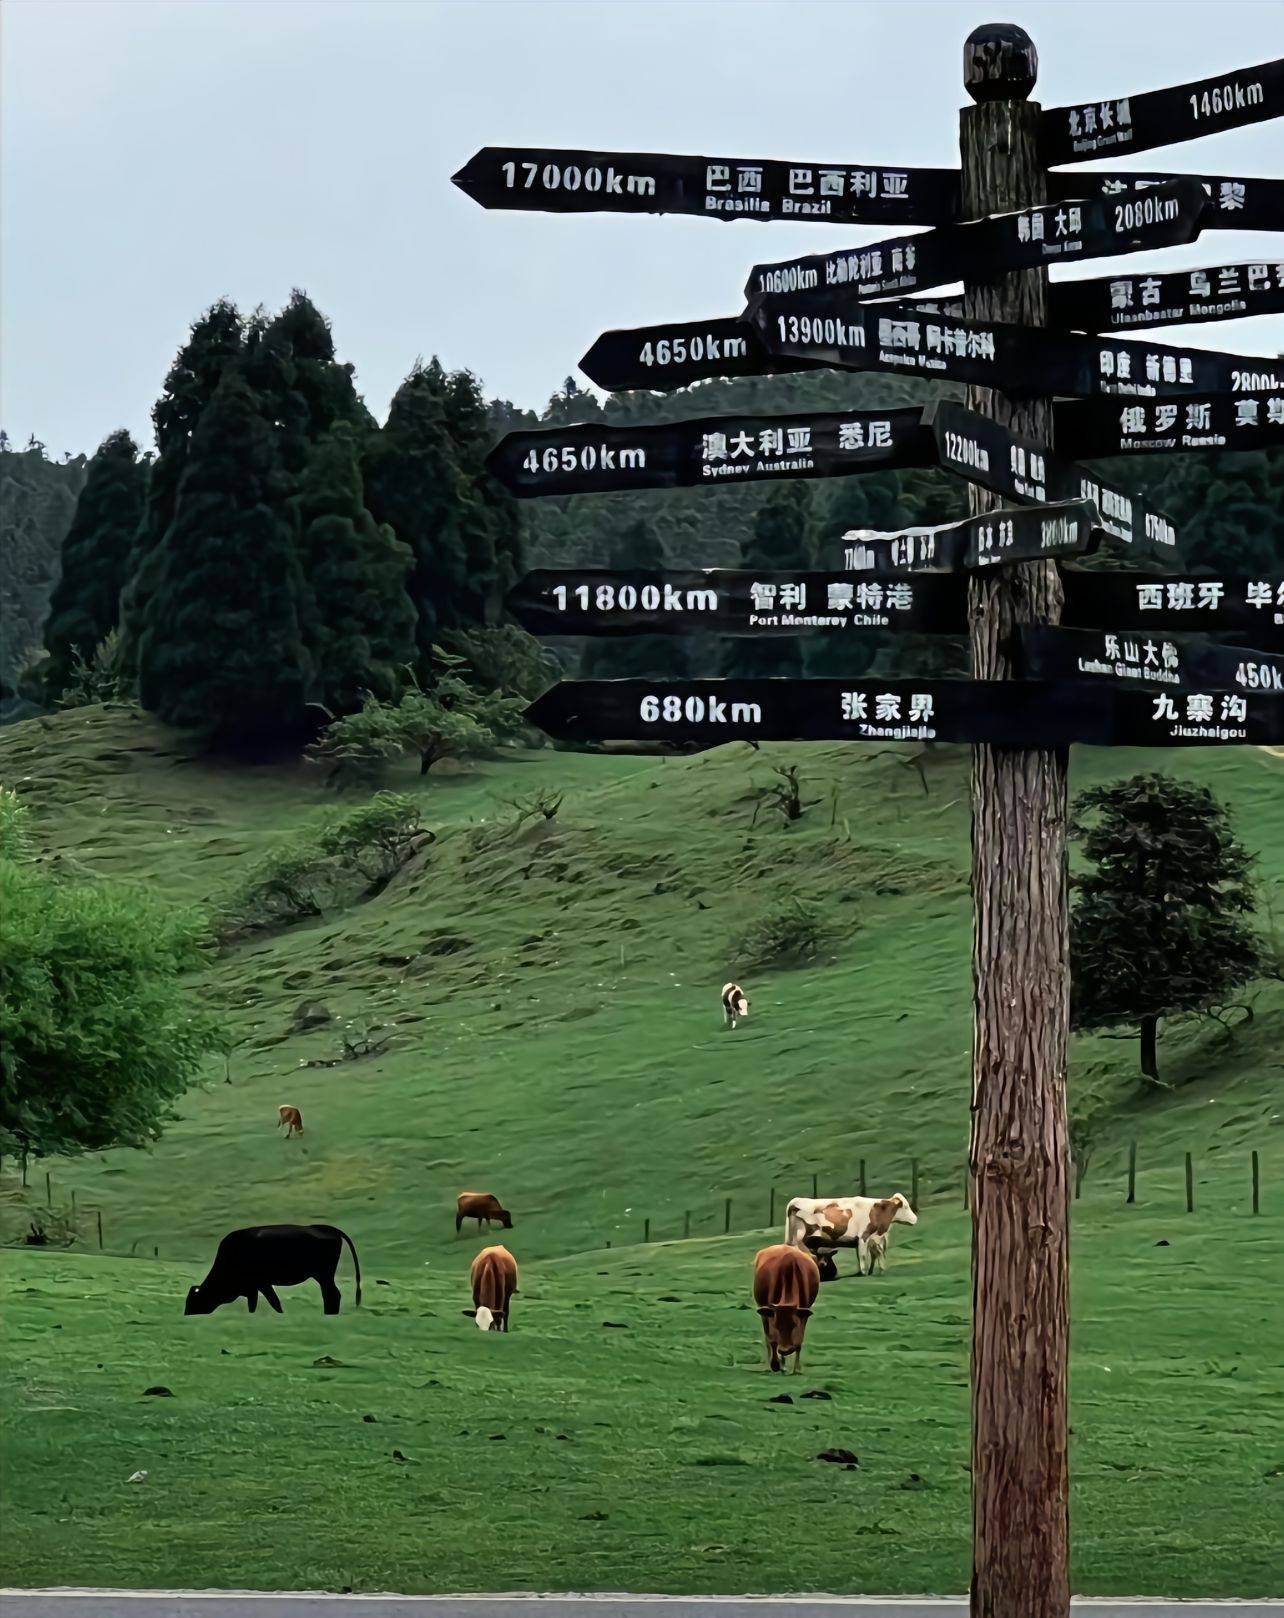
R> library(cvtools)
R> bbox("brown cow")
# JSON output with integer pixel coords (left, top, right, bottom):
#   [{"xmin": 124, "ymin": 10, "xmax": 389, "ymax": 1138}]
[
  {"xmin": 277, "ymin": 1105, "xmax": 303, "ymax": 1139},
  {"xmin": 467, "ymin": 1245, "xmax": 518, "ymax": 1332},
  {"xmin": 456, "ymin": 1191, "xmax": 513, "ymax": 1233},
  {"xmin": 752, "ymin": 1244, "xmax": 820, "ymax": 1373}
]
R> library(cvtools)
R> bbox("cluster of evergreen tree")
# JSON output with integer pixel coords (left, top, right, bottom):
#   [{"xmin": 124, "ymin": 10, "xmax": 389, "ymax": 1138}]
[
  {"xmin": 41, "ymin": 295, "xmax": 521, "ymax": 743},
  {"xmin": 0, "ymin": 436, "xmax": 87, "ymax": 701}
]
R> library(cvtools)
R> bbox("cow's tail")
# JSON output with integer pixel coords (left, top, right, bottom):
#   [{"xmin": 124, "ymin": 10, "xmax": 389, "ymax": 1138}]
[{"xmin": 336, "ymin": 1227, "xmax": 362, "ymax": 1306}]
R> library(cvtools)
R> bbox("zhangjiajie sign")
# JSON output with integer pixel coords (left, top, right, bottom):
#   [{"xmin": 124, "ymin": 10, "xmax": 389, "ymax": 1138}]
[
  {"xmin": 524, "ymin": 677, "xmax": 1284, "ymax": 747},
  {"xmin": 485, "ymin": 407, "xmax": 933, "ymax": 497},
  {"xmin": 1055, "ymin": 391, "xmax": 1284, "ymax": 457},
  {"xmin": 1018, "ymin": 626, "xmax": 1284, "ymax": 691},
  {"xmin": 1040, "ymin": 58, "xmax": 1284, "ymax": 164},
  {"xmin": 744, "ymin": 178, "xmax": 1208, "ymax": 302},
  {"xmin": 748, "ymin": 293, "xmax": 1284, "ymax": 400}
]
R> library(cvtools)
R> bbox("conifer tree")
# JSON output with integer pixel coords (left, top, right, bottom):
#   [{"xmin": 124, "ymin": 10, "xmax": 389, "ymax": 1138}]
[
  {"xmin": 243, "ymin": 290, "xmax": 372, "ymax": 477},
  {"xmin": 722, "ymin": 482, "xmax": 814, "ymax": 679},
  {"xmin": 296, "ymin": 422, "xmax": 416, "ymax": 714},
  {"xmin": 581, "ymin": 517, "xmax": 690, "ymax": 679},
  {"xmin": 43, "ymin": 431, "xmax": 148, "ymax": 698},
  {"xmin": 137, "ymin": 372, "xmax": 311, "ymax": 741},
  {"xmin": 444, "ymin": 367, "xmax": 524, "ymax": 624}
]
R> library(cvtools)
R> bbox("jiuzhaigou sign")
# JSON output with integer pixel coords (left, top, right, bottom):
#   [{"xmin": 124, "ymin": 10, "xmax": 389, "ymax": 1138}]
[
  {"xmin": 1055, "ymin": 392, "xmax": 1284, "ymax": 457},
  {"xmin": 451, "ymin": 147, "xmax": 962, "ymax": 225},
  {"xmin": 1019, "ymin": 626, "xmax": 1284, "ymax": 690},
  {"xmin": 1048, "ymin": 170, "xmax": 1284, "ymax": 231},
  {"xmin": 524, "ymin": 677, "xmax": 1284, "ymax": 747},
  {"xmin": 1041, "ymin": 58, "xmax": 1284, "ymax": 164},
  {"xmin": 507, "ymin": 570, "xmax": 966, "ymax": 638},
  {"xmin": 840, "ymin": 500, "xmax": 1100, "ymax": 572},
  {"xmin": 749, "ymin": 295, "xmax": 1282, "ymax": 402},
  {"xmin": 744, "ymin": 178, "xmax": 1208, "ymax": 302},
  {"xmin": 1050, "ymin": 260, "xmax": 1284, "ymax": 332},
  {"xmin": 926, "ymin": 402, "xmax": 1180, "ymax": 555},
  {"xmin": 485, "ymin": 408, "xmax": 932, "ymax": 498}
]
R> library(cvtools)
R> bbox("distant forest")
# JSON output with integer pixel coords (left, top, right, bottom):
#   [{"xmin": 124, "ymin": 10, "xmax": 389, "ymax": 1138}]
[{"xmin": 2, "ymin": 291, "xmax": 1280, "ymax": 728}]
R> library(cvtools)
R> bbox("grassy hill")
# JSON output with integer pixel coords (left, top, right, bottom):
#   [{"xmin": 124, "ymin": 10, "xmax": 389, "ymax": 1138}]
[{"xmin": 1, "ymin": 706, "xmax": 1282, "ymax": 1597}]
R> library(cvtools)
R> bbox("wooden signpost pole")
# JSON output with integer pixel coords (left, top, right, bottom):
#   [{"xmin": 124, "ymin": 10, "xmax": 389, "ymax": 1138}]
[{"xmin": 960, "ymin": 25, "xmax": 1070, "ymax": 1618}]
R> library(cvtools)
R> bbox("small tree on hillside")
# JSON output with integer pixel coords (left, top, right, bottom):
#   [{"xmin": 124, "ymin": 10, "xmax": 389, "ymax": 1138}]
[{"xmin": 1070, "ymin": 773, "xmax": 1262, "ymax": 1082}]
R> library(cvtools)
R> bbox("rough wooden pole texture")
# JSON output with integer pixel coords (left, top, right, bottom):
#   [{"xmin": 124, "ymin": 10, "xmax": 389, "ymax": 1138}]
[{"xmin": 960, "ymin": 51, "xmax": 1071, "ymax": 1618}]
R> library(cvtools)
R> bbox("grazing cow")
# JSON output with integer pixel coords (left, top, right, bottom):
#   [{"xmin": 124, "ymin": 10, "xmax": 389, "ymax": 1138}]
[
  {"xmin": 722, "ymin": 981, "xmax": 749, "ymax": 1029},
  {"xmin": 752, "ymin": 1244, "xmax": 820, "ymax": 1373},
  {"xmin": 184, "ymin": 1224, "xmax": 361, "ymax": 1316},
  {"xmin": 456, "ymin": 1191, "xmax": 513, "ymax": 1233},
  {"xmin": 785, "ymin": 1192, "xmax": 917, "ymax": 1259},
  {"xmin": 466, "ymin": 1244, "xmax": 518, "ymax": 1332},
  {"xmin": 277, "ymin": 1104, "xmax": 304, "ymax": 1139}
]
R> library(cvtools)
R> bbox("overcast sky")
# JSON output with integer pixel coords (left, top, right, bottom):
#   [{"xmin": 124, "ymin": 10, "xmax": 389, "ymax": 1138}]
[{"xmin": 2, "ymin": 0, "xmax": 1282, "ymax": 456}]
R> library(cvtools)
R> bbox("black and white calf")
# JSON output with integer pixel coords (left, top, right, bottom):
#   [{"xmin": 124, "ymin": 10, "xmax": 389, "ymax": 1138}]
[{"xmin": 722, "ymin": 982, "xmax": 750, "ymax": 1030}]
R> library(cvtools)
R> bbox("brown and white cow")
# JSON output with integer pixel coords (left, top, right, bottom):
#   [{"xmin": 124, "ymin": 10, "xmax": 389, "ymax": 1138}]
[
  {"xmin": 467, "ymin": 1244, "xmax": 518, "ymax": 1332},
  {"xmin": 456, "ymin": 1191, "xmax": 513, "ymax": 1233},
  {"xmin": 277, "ymin": 1105, "xmax": 304, "ymax": 1139},
  {"xmin": 722, "ymin": 982, "xmax": 749, "ymax": 1029},
  {"xmin": 785, "ymin": 1192, "xmax": 917, "ymax": 1275},
  {"xmin": 752, "ymin": 1244, "xmax": 820, "ymax": 1373}
]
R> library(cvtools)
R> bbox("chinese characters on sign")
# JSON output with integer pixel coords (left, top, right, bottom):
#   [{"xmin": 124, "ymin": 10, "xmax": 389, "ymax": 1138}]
[{"xmin": 1056, "ymin": 393, "xmax": 1284, "ymax": 457}]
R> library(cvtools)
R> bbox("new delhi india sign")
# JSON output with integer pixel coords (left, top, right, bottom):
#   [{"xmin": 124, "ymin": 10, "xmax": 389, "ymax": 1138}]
[{"xmin": 461, "ymin": 27, "xmax": 1283, "ymax": 1618}]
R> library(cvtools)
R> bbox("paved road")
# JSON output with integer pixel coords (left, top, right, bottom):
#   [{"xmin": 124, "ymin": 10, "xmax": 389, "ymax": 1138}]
[{"xmin": 4, "ymin": 1595, "xmax": 1283, "ymax": 1617}]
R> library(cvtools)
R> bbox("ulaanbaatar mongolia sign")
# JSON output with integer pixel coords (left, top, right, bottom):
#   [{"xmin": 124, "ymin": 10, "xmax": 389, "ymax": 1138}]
[
  {"xmin": 1051, "ymin": 260, "xmax": 1284, "ymax": 332},
  {"xmin": 485, "ymin": 408, "xmax": 931, "ymax": 498},
  {"xmin": 750, "ymin": 295, "xmax": 1283, "ymax": 401},
  {"xmin": 1055, "ymin": 392, "xmax": 1284, "ymax": 457},
  {"xmin": 525, "ymin": 678, "xmax": 1284, "ymax": 747},
  {"xmin": 1018, "ymin": 626, "xmax": 1284, "ymax": 691},
  {"xmin": 839, "ymin": 501, "xmax": 1100, "ymax": 572},
  {"xmin": 1048, "ymin": 171, "xmax": 1284, "ymax": 231},
  {"xmin": 745, "ymin": 178, "xmax": 1208, "ymax": 301},
  {"xmin": 1041, "ymin": 58, "xmax": 1284, "ymax": 164},
  {"xmin": 927, "ymin": 402, "xmax": 1180, "ymax": 556},
  {"xmin": 451, "ymin": 147, "xmax": 961, "ymax": 225}
]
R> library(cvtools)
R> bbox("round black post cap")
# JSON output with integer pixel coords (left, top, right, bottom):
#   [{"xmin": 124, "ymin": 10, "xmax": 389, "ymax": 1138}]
[{"xmin": 964, "ymin": 22, "xmax": 1038, "ymax": 101}]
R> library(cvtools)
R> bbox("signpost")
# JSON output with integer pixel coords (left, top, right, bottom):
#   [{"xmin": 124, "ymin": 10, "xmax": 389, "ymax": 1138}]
[{"xmin": 464, "ymin": 24, "xmax": 1284, "ymax": 1618}]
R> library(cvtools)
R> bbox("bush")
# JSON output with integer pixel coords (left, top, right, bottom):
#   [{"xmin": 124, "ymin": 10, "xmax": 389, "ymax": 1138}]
[
  {"xmin": 55, "ymin": 629, "xmax": 131, "ymax": 709},
  {"xmin": 731, "ymin": 897, "xmax": 833, "ymax": 971},
  {"xmin": 0, "ymin": 858, "xmax": 221, "ymax": 1160},
  {"xmin": 0, "ymin": 788, "xmax": 32, "ymax": 861}
]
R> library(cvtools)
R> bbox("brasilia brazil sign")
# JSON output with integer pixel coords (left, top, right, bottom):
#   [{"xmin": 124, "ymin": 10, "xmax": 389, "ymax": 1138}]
[
  {"xmin": 1017, "ymin": 626, "xmax": 1284, "ymax": 690},
  {"xmin": 524, "ymin": 677, "xmax": 1284, "ymax": 748}
]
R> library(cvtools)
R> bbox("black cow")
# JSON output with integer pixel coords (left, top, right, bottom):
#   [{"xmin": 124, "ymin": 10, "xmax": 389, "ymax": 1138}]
[{"xmin": 184, "ymin": 1224, "xmax": 362, "ymax": 1316}]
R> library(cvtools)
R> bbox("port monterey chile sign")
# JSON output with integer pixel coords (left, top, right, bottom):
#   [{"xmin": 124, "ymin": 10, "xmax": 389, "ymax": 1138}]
[
  {"xmin": 486, "ymin": 408, "xmax": 932, "ymax": 498},
  {"xmin": 1055, "ymin": 392, "xmax": 1284, "ymax": 457},
  {"xmin": 1019, "ymin": 627, "xmax": 1284, "ymax": 691},
  {"xmin": 1051, "ymin": 260, "xmax": 1284, "ymax": 332},
  {"xmin": 745, "ymin": 179, "xmax": 1208, "ymax": 302},
  {"xmin": 750, "ymin": 295, "xmax": 1282, "ymax": 402},
  {"xmin": 1041, "ymin": 58, "xmax": 1284, "ymax": 165},
  {"xmin": 927, "ymin": 403, "xmax": 1180, "ymax": 556},
  {"xmin": 525, "ymin": 678, "xmax": 1284, "ymax": 747}
]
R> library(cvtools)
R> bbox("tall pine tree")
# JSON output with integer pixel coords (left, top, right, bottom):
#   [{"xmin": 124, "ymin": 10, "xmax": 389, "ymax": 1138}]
[
  {"xmin": 581, "ymin": 517, "xmax": 690, "ymax": 679},
  {"xmin": 444, "ymin": 367, "xmax": 523, "ymax": 625},
  {"xmin": 722, "ymin": 482, "xmax": 814, "ymax": 679},
  {"xmin": 296, "ymin": 422, "xmax": 417, "ymax": 714},
  {"xmin": 43, "ymin": 431, "xmax": 147, "ymax": 697},
  {"xmin": 137, "ymin": 371, "xmax": 311, "ymax": 741}
]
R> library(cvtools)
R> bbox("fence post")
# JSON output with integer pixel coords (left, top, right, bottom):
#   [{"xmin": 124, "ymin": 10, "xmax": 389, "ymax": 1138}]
[
  {"xmin": 812, "ymin": 1171, "xmax": 819, "ymax": 1199},
  {"xmin": 769, "ymin": 1186, "xmax": 775, "ymax": 1228},
  {"xmin": 963, "ymin": 1163, "xmax": 970, "ymax": 1211},
  {"xmin": 724, "ymin": 1197, "xmax": 732, "ymax": 1235},
  {"xmin": 1126, "ymin": 1141, "xmax": 1137, "ymax": 1205},
  {"xmin": 643, "ymin": 1218, "xmax": 650, "ymax": 1244},
  {"xmin": 97, "ymin": 1209, "xmax": 104, "ymax": 1250},
  {"xmin": 859, "ymin": 1158, "xmax": 867, "ymax": 1198},
  {"xmin": 1185, "ymin": 1152, "xmax": 1194, "ymax": 1215},
  {"xmin": 45, "ymin": 1172, "xmax": 52, "ymax": 1207},
  {"xmin": 910, "ymin": 1158, "xmax": 920, "ymax": 1213},
  {"xmin": 1252, "ymin": 1151, "xmax": 1260, "ymax": 1216},
  {"xmin": 21, "ymin": 1154, "xmax": 28, "ymax": 1188}
]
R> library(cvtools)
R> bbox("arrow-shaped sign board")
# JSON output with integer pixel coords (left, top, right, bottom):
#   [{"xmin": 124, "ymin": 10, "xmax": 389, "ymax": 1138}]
[
  {"xmin": 1061, "ymin": 573, "xmax": 1284, "ymax": 644},
  {"xmin": 579, "ymin": 317, "xmax": 819, "ymax": 392},
  {"xmin": 745, "ymin": 178, "xmax": 1208, "ymax": 304},
  {"xmin": 1019, "ymin": 626, "xmax": 1284, "ymax": 691},
  {"xmin": 525, "ymin": 677, "xmax": 1284, "ymax": 747},
  {"xmin": 926, "ymin": 402, "xmax": 1180, "ymax": 557},
  {"xmin": 840, "ymin": 501, "xmax": 1100, "ymax": 572},
  {"xmin": 485, "ymin": 407, "xmax": 933, "ymax": 498},
  {"xmin": 1055, "ymin": 391, "xmax": 1284, "ymax": 457},
  {"xmin": 1052, "ymin": 259, "xmax": 1284, "ymax": 333},
  {"xmin": 1041, "ymin": 58, "xmax": 1284, "ymax": 165},
  {"xmin": 1048, "ymin": 170, "xmax": 1284, "ymax": 231}
]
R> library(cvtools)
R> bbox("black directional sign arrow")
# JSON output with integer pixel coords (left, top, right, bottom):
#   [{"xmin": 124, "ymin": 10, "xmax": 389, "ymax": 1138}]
[
  {"xmin": 839, "ymin": 501, "xmax": 1100, "ymax": 572},
  {"xmin": 1048, "ymin": 170, "xmax": 1284, "ymax": 231},
  {"xmin": 1060, "ymin": 573, "xmax": 1284, "ymax": 647},
  {"xmin": 1019, "ymin": 626, "xmax": 1284, "ymax": 691},
  {"xmin": 451, "ymin": 147, "xmax": 962, "ymax": 226},
  {"xmin": 485, "ymin": 407, "xmax": 933, "ymax": 498},
  {"xmin": 1050, "ymin": 259, "xmax": 1284, "ymax": 333},
  {"xmin": 745, "ymin": 178, "xmax": 1208, "ymax": 303},
  {"xmin": 579, "ymin": 317, "xmax": 817, "ymax": 392},
  {"xmin": 928, "ymin": 402, "xmax": 1180, "ymax": 557},
  {"xmin": 1054, "ymin": 392, "xmax": 1284, "ymax": 458},
  {"xmin": 525, "ymin": 677, "xmax": 1284, "ymax": 747},
  {"xmin": 1041, "ymin": 58, "xmax": 1284, "ymax": 166},
  {"xmin": 751, "ymin": 294, "xmax": 1283, "ymax": 402}
]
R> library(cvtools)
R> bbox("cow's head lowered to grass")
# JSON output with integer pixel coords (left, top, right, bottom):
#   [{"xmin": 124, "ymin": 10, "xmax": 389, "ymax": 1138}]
[{"xmin": 757, "ymin": 1304, "xmax": 813, "ymax": 1372}]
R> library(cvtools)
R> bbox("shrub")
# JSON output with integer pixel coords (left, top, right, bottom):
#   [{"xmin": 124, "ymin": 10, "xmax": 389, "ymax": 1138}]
[
  {"xmin": 55, "ymin": 629, "xmax": 131, "ymax": 709},
  {"xmin": 0, "ymin": 788, "xmax": 32, "ymax": 861},
  {"xmin": 731, "ymin": 897, "xmax": 833, "ymax": 971}
]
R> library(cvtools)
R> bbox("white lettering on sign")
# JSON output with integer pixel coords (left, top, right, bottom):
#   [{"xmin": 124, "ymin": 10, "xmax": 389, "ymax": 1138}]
[
  {"xmin": 1114, "ymin": 192, "xmax": 1181, "ymax": 231},
  {"xmin": 775, "ymin": 312, "xmax": 864, "ymax": 350},
  {"xmin": 547, "ymin": 583, "xmax": 716, "ymax": 616},
  {"xmin": 639, "ymin": 693, "xmax": 762, "ymax": 726},
  {"xmin": 639, "ymin": 331, "xmax": 748, "ymax": 369},
  {"xmin": 501, "ymin": 160, "xmax": 656, "ymax": 197},
  {"xmin": 942, "ymin": 430, "xmax": 990, "ymax": 472},
  {"xmin": 522, "ymin": 444, "xmax": 645, "ymax": 475},
  {"xmin": 1189, "ymin": 77, "xmax": 1266, "ymax": 119}
]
